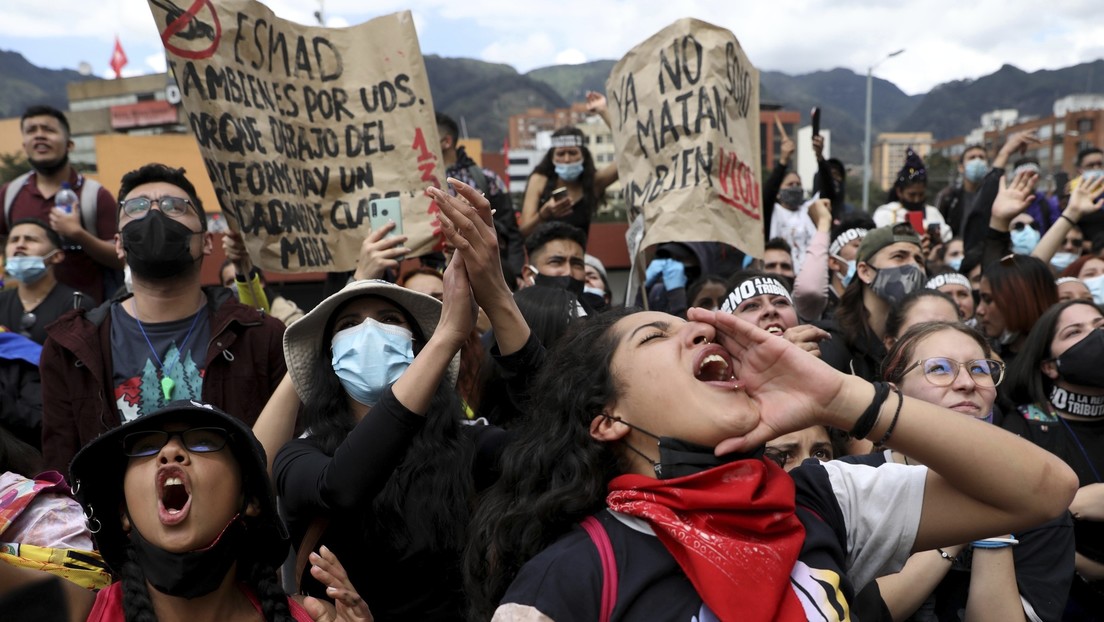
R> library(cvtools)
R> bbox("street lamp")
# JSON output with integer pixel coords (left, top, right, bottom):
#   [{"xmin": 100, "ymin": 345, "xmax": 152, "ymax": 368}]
[{"xmin": 862, "ymin": 48, "xmax": 905, "ymax": 213}]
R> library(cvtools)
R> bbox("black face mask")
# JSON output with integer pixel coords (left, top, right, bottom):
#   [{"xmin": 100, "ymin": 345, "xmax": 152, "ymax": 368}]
[
  {"xmin": 1055, "ymin": 329, "xmax": 1104, "ymax": 388},
  {"xmin": 608, "ymin": 415, "xmax": 763, "ymax": 479},
  {"xmin": 900, "ymin": 199, "xmax": 925, "ymax": 211},
  {"xmin": 128, "ymin": 516, "xmax": 241, "ymax": 599},
  {"xmin": 532, "ymin": 273, "xmax": 585, "ymax": 297},
  {"xmin": 122, "ymin": 210, "xmax": 200, "ymax": 280},
  {"xmin": 581, "ymin": 291, "xmax": 607, "ymax": 313},
  {"xmin": 30, "ymin": 153, "xmax": 69, "ymax": 177}
]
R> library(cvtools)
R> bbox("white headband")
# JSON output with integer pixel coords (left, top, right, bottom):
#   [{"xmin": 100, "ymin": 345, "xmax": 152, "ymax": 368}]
[
  {"xmin": 550, "ymin": 134, "xmax": 584, "ymax": 149},
  {"xmin": 829, "ymin": 228, "xmax": 868, "ymax": 257},
  {"xmin": 721, "ymin": 277, "xmax": 793, "ymax": 314},
  {"xmin": 926, "ymin": 273, "xmax": 971, "ymax": 290}
]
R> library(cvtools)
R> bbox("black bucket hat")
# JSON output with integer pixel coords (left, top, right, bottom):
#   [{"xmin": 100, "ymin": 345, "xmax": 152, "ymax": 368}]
[{"xmin": 69, "ymin": 400, "xmax": 288, "ymax": 575}]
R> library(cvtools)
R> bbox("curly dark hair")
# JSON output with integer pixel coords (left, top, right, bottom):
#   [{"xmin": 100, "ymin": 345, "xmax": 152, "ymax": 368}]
[{"xmin": 464, "ymin": 308, "xmax": 635, "ymax": 620}]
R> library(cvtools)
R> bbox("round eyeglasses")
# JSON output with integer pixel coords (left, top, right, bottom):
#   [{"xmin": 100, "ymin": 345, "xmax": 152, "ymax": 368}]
[
  {"xmin": 120, "ymin": 196, "xmax": 196, "ymax": 219},
  {"xmin": 903, "ymin": 357, "xmax": 1005, "ymax": 387},
  {"xmin": 122, "ymin": 427, "xmax": 230, "ymax": 457}
]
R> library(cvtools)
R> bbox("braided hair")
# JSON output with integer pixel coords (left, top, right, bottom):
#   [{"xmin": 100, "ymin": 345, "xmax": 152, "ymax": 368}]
[{"xmin": 118, "ymin": 545, "xmax": 294, "ymax": 622}]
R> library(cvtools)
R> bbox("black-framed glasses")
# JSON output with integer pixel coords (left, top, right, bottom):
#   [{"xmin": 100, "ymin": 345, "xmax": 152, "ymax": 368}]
[
  {"xmin": 903, "ymin": 357, "xmax": 1005, "ymax": 387},
  {"xmin": 19, "ymin": 311, "xmax": 36, "ymax": 333},
  {"xmin": 123, "ymin": 427, "xmax": 230, "ymax": 457},
  {"xmin": 120, "ymin": 196, "xmax": 196, "ymax": 219},
  {"xmin": 1011, "ymin": 221, "xmax": 1038, "ymax": 232}
]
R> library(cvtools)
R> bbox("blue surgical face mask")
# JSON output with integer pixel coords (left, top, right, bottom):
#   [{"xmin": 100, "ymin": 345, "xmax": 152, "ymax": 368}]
[
  {"xmin": 840, "ymin": 259, "xmax": 856, "ymax": 287},
  {"xmin": 947, "ymin": 255, "xmax": 964, "ymax": 272},
  {"xmin": 1082, "ymin": 170, "xmax": 1104, "ymax": 184},
  {"xmin": 1084, "ymin": 274, "xmax": 1104, "ymax": 306},
  {"xmin": 1051, "ymin": 252, "xmax": 1079, "ymax": 272},
  {"xmin": 964, "ymin": 159, "xmax": 988, "ymax": 184},
  {"xmin": 331, "ymin": 317, "xmax": 414, "ymax": 406},
  {"xmin": 555, "ymin": 160, "xmax": 584, "ymax": 182},
  {"xmin": 1011, "ymin": 226, "xmax": 1041, "ymax": 255},
  {"xmin": 5, "ymin": 251, "xmax": 57, "ymax": 284}
]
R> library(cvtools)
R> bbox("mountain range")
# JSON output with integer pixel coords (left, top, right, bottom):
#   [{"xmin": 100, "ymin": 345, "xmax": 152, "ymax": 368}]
[{"xmin": 2, "ymin": 49, "xmax": 1101, "ymax": 166}]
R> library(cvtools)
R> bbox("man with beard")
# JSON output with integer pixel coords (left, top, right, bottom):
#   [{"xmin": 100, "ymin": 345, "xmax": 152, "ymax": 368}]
[
  {"xmin": 38, "ymin": 164, "xmax": 286, "ymax": 474},
  {"xmin": 0, "ymin": 106, "xmax": 123, "ymax": 303}
]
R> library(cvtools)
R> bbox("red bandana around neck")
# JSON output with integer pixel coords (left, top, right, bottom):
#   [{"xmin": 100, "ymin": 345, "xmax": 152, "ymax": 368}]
[{"xmin": 606, "ymin": 459, "xmax": 806, "ymax": 621}]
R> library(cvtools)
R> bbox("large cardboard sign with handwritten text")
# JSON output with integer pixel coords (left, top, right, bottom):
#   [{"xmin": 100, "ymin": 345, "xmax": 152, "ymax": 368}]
[
  {"xmin": 607, "ymin": 18, "xmax": 762, "ymax": 257},
  {"xmin": 148, "ymin": 0, "xmax": 446, "ymax": 272}
]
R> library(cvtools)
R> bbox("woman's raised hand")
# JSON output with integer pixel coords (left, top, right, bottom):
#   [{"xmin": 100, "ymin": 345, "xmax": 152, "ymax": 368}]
[
  {"xmin": 687, "ymin": 308, "xmax": 854, "ymax": 455},
  {"xmin": 301, "ymin": 546, "xmax": 374, "ymax": 622},
  {"xmin": 430, "ymin": 178, "xmax": 512, "ymax": 310}
]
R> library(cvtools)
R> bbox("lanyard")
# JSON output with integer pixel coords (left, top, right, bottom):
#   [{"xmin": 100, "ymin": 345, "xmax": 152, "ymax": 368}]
[{"xmin": 1059, "ymin": 416, "xmax": 1103, "ymax": 483}]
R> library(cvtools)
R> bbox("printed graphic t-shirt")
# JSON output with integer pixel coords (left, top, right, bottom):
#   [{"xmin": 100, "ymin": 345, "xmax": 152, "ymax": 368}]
[{"xmin": 110, "ymin": 303, "xmax": 210, "ymax": 422}]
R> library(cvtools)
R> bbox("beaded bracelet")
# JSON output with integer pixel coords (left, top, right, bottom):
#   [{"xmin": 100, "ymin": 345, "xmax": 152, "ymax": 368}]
[
  {"xmin": 971, "ymin": 536, "xmax": 1019, "ymax": 549},
  {"xmin": 851, "ymin": 382, "xmax": 890, "ymax": 440}
]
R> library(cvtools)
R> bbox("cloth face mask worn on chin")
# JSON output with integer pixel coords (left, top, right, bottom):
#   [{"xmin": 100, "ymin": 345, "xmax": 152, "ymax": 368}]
[
  {"xmin": 128, "ymin": 515, "xmax": 242, "ymax": 599},
  {"xmin": 331, "ymin": 317, "xmax": 415, "ymax": 406}
]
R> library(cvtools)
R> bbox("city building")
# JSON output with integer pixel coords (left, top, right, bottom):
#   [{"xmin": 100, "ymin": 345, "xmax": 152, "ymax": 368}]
[{"xmin": 933, "ymin": 95, "xmax": 1104, "ymax": 178}]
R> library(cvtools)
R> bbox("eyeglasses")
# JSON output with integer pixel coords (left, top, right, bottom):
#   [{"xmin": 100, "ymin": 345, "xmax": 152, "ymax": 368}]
[
  {"xmin": 903, "ymin": 357, "xmax": 1005, "ymax": 387},
  {"xmin": 19, "ymin": 312, "xmax": 36, "ymax": 334},
  {"xmin": 1011, "ymin": 221, "xmax": 1038, "ymax": 232},
  {"xmin": 120, "ymin": 196, "xmax": 196, "ymax": 219},
  {"xmin": 123, "ymin": 427, "xmax": 230, "ymax": 457}
]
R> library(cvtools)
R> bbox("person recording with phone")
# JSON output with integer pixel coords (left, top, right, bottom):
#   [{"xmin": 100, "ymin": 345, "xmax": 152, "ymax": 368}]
[{"xmin": 519, "ymin": 93, "xmax": 619, "ymax": 243}]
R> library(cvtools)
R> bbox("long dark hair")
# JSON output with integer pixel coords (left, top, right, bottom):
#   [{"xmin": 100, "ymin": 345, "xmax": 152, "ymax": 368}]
[
  {"xmin": 1003, "ymin": 299, "xmax": 1102, "ymax": 407},
  {"xmin": 300, "ymin": 296, "xmax": 476, "ymax": 554},
  {"xmin": 528, "ymin": 126, "xmax": 603, "ymax": 209},
  {"xmin": 835, "ymin": 273, "xmax": 872, "ymax": 345},
  {"xmin": 464, "ymin": 309, "xmax": 635, "ymax": 620}
]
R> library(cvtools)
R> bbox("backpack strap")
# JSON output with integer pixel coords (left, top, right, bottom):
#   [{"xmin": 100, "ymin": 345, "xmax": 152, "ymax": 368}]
[
  {"xmin": 2, "ymin": 171, "xmax": 34, "ymax": 231},
  {"xmin": 580, "ymin": 514, "xmax": 618, "ymax": 622},
  {"xmin": 78, "ymin": 177, "xmax": 103, "ymax": 233}
]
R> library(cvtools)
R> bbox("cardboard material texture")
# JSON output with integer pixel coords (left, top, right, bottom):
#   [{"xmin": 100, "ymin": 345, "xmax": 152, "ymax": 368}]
[
  {"xmin": 606, "ymin": 18, "xmax": 763, "ymax": 259},
  {"xmin": 149, "ymin": 0, "xmax": 447, "ymax": 272}
]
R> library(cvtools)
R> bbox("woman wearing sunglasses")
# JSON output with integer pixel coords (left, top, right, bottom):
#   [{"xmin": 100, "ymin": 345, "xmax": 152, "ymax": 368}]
[
  {"xmin": 1003, "ymin": 299, "xmax": 1104, "ymax": 618},
  {"xmin": 0, "ymin": 400, "xmax": 370, "ymax": 621},
  {"xmin": 865, "ymin": 321, "xmax": 1074, "ymax": 621}
]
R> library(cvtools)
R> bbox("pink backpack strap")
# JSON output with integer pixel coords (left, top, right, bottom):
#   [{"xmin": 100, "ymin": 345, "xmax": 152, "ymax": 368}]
[{"xmin": 580, "ymin": 514, "xmax": 618, "ymax": 622}]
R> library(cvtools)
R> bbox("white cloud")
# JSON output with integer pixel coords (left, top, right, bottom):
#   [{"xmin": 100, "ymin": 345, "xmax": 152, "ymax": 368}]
[
  {"xmin": 555, "ymin": 49, "xmax": 588, "ymax": 65},
  {"xmin": 2, "ymin": 0, "xmax": 1104, "ymax": 94},
  {"xmin": 144, "ymin": 52, "xmax": 167, "ymax": 74}
]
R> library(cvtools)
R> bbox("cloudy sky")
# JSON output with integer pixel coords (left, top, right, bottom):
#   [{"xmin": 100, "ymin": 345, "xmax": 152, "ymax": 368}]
[{"xmin": 4, "ymin": 0, "xmax": 1104, "ymax": 96}]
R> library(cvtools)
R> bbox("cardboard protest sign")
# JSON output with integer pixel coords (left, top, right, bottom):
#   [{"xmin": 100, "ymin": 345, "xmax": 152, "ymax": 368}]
[
  {"xmin": 148, "ymin": 0, "xmax": 447, "ymax": 272},
  {"xmin": 607, "ymin": 18, "xmax": 762, "ymax": 258}
]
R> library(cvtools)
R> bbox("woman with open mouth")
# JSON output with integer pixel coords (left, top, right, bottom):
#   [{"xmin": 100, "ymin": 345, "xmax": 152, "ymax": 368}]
[
  {"xmin": 0, "ymin": 400, "xmax": 368, "ymax": 621},
  {"xmin": 858, "ymin": 321, "xmax": 1073, "ymax": 621},
  {"xmin": 720, "ymin": 269, "xmax": 829, "ymax": 358},
  {"xmin": 463, "ymin": 305, "xmax": 1077, "ymax": 621}
]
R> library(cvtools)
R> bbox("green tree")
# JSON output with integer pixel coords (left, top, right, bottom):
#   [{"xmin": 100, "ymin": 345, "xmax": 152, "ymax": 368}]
[{"xmin": 0, "ymin": 151, "xmax": 30, "ymax": 184}]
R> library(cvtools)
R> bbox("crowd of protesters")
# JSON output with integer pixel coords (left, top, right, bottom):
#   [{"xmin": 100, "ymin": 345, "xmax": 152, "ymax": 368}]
[{"xmin": 0, "ymin": 93, "xmax": 1102, "ymax": 622}]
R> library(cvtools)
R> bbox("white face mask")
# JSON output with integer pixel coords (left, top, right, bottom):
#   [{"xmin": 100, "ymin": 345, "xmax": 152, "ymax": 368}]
[
  {"xmin": 1084, "ymin": 274, "xmax": 1104, "ymax": 306},
  {"xmin": 331, "ymin": 318, "xmax": 414, "ymax": 406}
]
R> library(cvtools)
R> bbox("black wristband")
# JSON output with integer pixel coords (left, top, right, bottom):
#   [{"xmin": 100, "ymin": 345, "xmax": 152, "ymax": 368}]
[
  {"xmin": 875, "ymin": 385, "xmax": 904, "ymax": 446},
  {"xmin": 851, "ymin": 382, "xmax": 890, "ymax": 440},
  {"xmin": 1060, "ymin": 214, "xmax": 1077, "ymax": 226}
]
